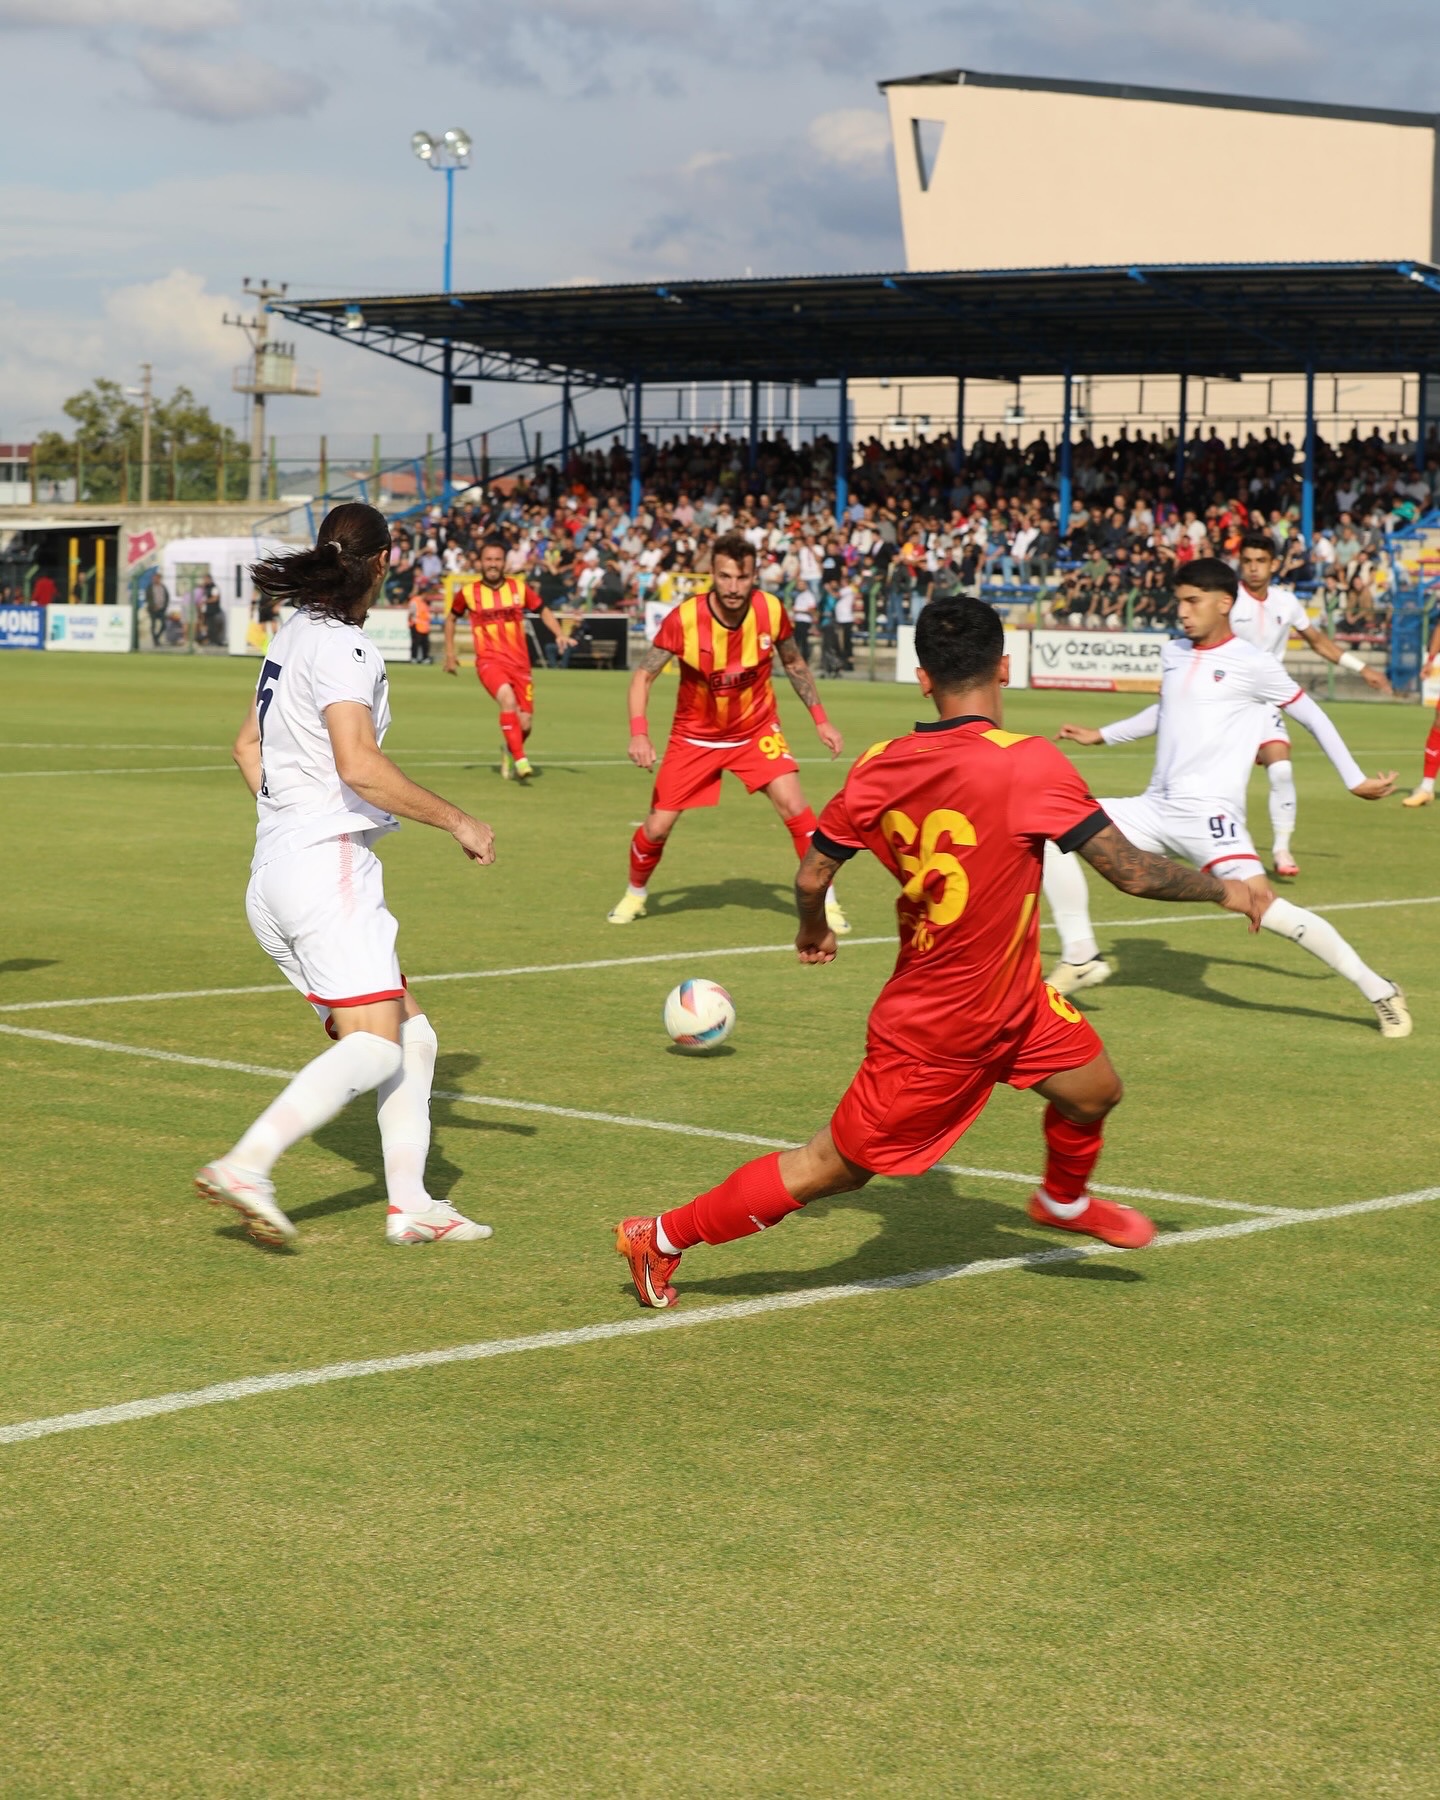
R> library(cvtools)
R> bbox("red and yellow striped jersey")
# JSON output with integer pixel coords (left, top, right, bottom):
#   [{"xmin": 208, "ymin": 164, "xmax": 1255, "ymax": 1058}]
[
  {"xmin": 654, "ymin": 589, "xmax": 794, "ymax": 741},
  {"xmin": 449, "ymin": 575, "xmax": 541, "ymax": 666}
]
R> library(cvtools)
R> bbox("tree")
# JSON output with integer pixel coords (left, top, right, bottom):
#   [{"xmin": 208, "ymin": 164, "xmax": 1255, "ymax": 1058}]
[{"xmin": 32, "ymin": 378, "xmax": 251, "ymax": 503}]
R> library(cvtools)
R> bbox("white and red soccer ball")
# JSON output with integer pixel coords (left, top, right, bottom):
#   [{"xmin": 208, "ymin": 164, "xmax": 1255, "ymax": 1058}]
[{"xmin": 663, "ymin": 978, "xmax": 736, "ymax": 1050}]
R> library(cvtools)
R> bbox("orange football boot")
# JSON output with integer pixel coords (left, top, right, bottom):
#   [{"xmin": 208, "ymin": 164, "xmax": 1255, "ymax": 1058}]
[
  {"xmin": 615, "ymin": 1216, "xmax": 681, "ymax": 1308},
  {"xmin": 1027, "ymin": 1190, "xmax": 1156, "ymax": 1250}
]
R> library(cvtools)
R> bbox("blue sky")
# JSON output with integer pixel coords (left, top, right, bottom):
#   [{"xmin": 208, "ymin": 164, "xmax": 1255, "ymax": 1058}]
[{"xmin": 1, "ymin": 0, "xmax": 1433, "ymax": 447}]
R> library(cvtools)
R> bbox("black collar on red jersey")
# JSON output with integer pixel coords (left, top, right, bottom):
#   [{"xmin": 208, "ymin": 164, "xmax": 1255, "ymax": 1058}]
[
  {"xmin": 914, "ymin": 713, "xmax": 996, "ymax": 733},
  {"xmin": 705, "ymin": 591, "xmax": 757, "ymax": 631}
]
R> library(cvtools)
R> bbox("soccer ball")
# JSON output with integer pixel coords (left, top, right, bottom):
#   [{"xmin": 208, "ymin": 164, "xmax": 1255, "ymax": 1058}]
[{"xmin": 663, "ymin": 978, "xmax": 736, "ymax": 1051}]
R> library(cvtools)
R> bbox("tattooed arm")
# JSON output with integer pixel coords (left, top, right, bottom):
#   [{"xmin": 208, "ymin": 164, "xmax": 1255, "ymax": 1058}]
[
  {"xmin": 795, "ymin": 843, "xmax": 848, "ymax": 963},
  {"xmin": 1078, "ymin": 823, "xmax": 1271, "ymax": 928},
  {"xmin": 778, "ymin": 637, "xmax": 844, "ymax": 758},
  {"xmin": 626, "ymin": 640, "xmax": 674, "ymax": 770}
]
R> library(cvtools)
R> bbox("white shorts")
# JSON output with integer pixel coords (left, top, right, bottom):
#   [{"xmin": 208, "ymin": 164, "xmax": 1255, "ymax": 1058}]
[
  {"xmin": 1102, "ymin": 793, "xmax": 1263, "ymax": 881},
  {"xmin": 246, "ymin": 835, "xmax": 404, "ymax": 1024},
  {"xmin": 1257, "ymin": 707, "xmax": 1290, "ymax": 753}
]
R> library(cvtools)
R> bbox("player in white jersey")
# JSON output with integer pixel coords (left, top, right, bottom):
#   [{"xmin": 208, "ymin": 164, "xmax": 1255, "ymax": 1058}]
[
  {"xmin": 195, "ymin": 502, "xmax": 501, "ymax": 1247},
  {"xmin": 1231, "ymin": 532, "xmax": 1391, "ymax": 875},
  {"xmin": 1043, "ymin": 558, "xmax": 1411, "ymax": 1038}
]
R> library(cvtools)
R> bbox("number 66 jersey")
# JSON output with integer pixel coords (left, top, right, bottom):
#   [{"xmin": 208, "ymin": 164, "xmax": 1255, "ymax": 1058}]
[{"xmin": 813, "ymin": 715, "xmax": 1108, "ymax": 1066}]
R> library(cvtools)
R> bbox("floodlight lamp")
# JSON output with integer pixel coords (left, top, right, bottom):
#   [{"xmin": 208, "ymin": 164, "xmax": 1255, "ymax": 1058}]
[
  {"xmin": 412, "ymin": 131, "xmax": 435, "ymax": 161},
  {"xmin": 444, "ymin": 127, "xmax": 472, "ymax": 163},
  {"xmin": 343, "ymin": 304, "xmax": 365, "ymax": 331}
]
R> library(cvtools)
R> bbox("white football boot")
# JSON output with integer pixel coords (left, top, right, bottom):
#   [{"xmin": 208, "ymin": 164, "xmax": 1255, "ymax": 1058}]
[
  {"xmin": 386, "ymin": 1198, "xmax": 494, "ymax": 1244},
  {"xmin": 1047, "ymin": 957, "xmax": 1113, "ymax": 997},
  {"xmin": 195, "ymin": 1160, "xmax": 296, "ymax": 1246},
  {"xmin": 1372, "ymin": 986, "xmax": 1412, "ymax": 1040}
]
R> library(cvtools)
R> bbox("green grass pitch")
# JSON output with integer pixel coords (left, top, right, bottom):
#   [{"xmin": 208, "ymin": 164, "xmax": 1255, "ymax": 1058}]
[{"xmin": 1, "ymin": 652, "xmax": 1437, "ymax": 1797}]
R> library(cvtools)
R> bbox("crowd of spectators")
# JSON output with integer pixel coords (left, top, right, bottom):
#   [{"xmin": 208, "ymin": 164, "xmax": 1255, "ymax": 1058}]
[{"xmin": 383, "ymin": 421, "xmax": 1439, "ymax": 653}]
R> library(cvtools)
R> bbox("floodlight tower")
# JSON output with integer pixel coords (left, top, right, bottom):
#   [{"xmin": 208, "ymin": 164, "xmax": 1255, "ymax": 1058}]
[
  {"xmin": 226, "ymin": 278, "xmax": 320, "ymax": 506},
  {"xmin": 411, "ymin": 128, "xmax": 472, "ymax": 500}
]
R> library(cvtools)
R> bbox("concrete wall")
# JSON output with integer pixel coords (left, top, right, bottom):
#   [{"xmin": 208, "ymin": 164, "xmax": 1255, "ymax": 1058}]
[{"xmin": 886, "ymin": 81, "xmax": 1436, "ymax": 272}]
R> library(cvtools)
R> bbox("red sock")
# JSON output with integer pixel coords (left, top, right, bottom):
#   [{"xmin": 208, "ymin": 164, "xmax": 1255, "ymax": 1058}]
[
  {"xmin": 660, "ymin": 1152, "xmax": 804, "ymax": 1249},
  {"xmin": 628, "ymin": 826, "xmax": 667, "ymax": 891},
  {"xmin": 499, "ymin": 711, "xmax": 525, "ymax": 760},
  {"xmin": 1042, "ymin": 1103, "xmax": 1105, "ymax": 1201},
  {"xmin": 1423, "ymin": 723, "xmax": 1440, "ymax": 782},
  {"xmin": 785, "ymin": 807, "xmax": 819, "ymax": 860}
]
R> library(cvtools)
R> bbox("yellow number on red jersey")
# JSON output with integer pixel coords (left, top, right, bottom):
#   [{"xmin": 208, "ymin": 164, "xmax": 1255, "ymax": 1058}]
[{"xmin": 881, "ymin": 807, "xmax": 978, "ymax": 950}]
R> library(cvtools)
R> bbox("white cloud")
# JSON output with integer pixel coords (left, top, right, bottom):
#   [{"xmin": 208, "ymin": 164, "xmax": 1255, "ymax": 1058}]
[
  {"xmin": 0, "ymin": 0, "xmax": 238, "ymax": 27},
  {"xmin": 134, "ymin": 46, "xmax": 321, "ymax": 121},
  {"xmin": 103, "ymin": 268, "xmax": 236, "ymax": 367},
  {"xmin": 680, "ymin": 149, "xmax": 735, "ymax": 177},
  {"xmin": 807, "ymin": 108, "xmax": 891, "ymax": 172}
]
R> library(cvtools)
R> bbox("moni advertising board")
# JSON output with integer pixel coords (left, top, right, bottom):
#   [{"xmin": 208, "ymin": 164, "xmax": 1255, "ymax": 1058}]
[
  {"xmin": 1029, "ymin": 630, "xmax": 1165, "ymax": 691},
  {"xmin": 45, "ymin": 606, "xmax": 133, "ymax": 653},
  {"xmin": 0, "ymin": 604, "xmax": 45, "ymax": 650}
]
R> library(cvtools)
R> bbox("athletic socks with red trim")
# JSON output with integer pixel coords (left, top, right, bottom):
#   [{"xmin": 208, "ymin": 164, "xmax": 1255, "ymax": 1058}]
[
  {"xmin": 1266, "ymin": 761, "xmax": 1297, "ymax": 858},
  {"xmin": 1260, "ymin": 898, "xmax": 1395, "ymax": 1003},
  {"xmin": 658, "ymin": 1151, "xmax": 804, "ymax": 1250},
  {"xmin": 627, "ymin": 826, "xmax": 667, "ymax": 894},
  {"xmin": 1041, "ymin": 1103, "xmax": 1105, "ymax": 1203},
  {"xmin": 375, "ymin": 1013, "xmax": 438, "ymax": 1209},
  {"xmin": 785, "ymin": 807, "xmax": 819, "ymax": 860},
  {"xmin": 228, "ymin": 1031, "xmax": 403, "ymax": 1178},
  {"xmin": 1422, "ymin": 725, "xmax": 1440, "ymax": 785},
  {"xmin": 499, "ymin": 710, "xmax": 526, "ymax": 761}
]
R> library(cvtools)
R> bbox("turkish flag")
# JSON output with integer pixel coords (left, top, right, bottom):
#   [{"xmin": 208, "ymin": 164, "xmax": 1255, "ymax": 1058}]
[{"xmin": 127, "ymin": 530, "xmax": 157, "ymax": 565}]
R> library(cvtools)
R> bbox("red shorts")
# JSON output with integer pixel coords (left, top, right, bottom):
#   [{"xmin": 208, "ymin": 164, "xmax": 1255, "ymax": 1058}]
[
  {"xmin": 475, "ymin": 658, "xmax": 533, "ymax": 713},
  {"xmin": 652, "ymin": 727, "xmax": 799, "ymax": 812},
  {"xmin": 829, "ymin": 987, "xmax": 1104, "ymax": 1176}
]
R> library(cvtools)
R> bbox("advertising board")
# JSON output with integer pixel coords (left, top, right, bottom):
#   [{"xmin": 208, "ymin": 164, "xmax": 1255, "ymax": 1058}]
[
  {"xmin": 45, "ymin": 605, "xmax": 133, "ymax": 653},
  {"xmin": 0, "ymin": 604, "xmax": 45, "ymax": 650},
  {"xmin": 1029, "ymin": 630, "xmax": 1165, "ymax": 691},
  {"xmin": 227, "ymin": 605, "xmax": 411, "ymax": 661}
]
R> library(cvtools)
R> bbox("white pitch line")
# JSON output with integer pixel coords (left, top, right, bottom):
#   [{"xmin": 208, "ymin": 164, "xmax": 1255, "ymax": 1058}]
[
  {"xmin": 0, "ymin": 755, "xmax": 849, "ymax": 779},
  {"xmin": 3, "ymin": 892, "xmax": 1435, "ymax": 1017},
  {"xmin": 2, "ymin": 1185, "xmax": 1433, "ymax": 1448},
  {"xmin": 0, "ymin": 1020, "xmax": 1275, "ymax": 1216},
  {"xmin": 0, "ymin": 764, "xmax": 235, "ymax": 780}
]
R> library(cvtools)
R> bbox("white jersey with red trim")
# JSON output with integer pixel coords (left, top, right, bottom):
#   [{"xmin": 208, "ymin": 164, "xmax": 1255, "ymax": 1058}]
[
  {"xmin": 1230, "ymin": 583, "xmax": 1310, "ymax": 659},
  {"xmin": 252, "ymin": 610, "xmax": 397, "ymax": 872},
  {"xmin": 1110, "ymin": 635, "xmax": 1301, "ymax": 811}
]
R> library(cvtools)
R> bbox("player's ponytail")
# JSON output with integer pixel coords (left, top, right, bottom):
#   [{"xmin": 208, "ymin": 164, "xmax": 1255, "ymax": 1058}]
[{"xmin": 252, "ymin": 502, "xmax": 392, "ymax": 621}]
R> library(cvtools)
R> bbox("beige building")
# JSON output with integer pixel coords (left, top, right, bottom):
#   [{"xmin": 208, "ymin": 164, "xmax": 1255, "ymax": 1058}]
[{"xmin": 858, "ymin": 70, "xmax": 1440, "ymax": 447}]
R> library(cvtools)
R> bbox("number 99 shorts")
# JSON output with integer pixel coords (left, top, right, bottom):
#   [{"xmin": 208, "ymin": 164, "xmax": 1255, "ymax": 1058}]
[
  {"xmin": 829, "ymin": 988, "xmax": 1104, "ymax": 1177},
  {"xmin": 1101, "ymin": 792, "xmax": 1263, "ymax": 881},
  {"xmin": 245, "ymin": 834, "xmax": 405, "ymax": 1030},
  {"xmin": 651, "ymin": 728, "xmax": 799, "ymax": 812}
]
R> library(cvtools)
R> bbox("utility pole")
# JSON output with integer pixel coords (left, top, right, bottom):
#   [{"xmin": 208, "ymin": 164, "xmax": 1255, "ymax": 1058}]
[
  {"xmin": 138, "ymin": 363, "xmax": 153, "ymax": 505},
  {"xmin": 225, "ymin": 278, "xmax": 319, "ymax": 507}
]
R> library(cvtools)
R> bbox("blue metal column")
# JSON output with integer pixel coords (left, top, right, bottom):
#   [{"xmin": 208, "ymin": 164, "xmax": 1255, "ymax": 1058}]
[
  {"xmin": 835, "ymin": 372, "xmax": 850, "ymax": 521},
  {"xmin": 441, "ymin": 164, "xmax": 456, "ymax": 502},
  {"xmin": 954, "ymin": 376, "xmax": 966, "ymax": 470},
  {"xmin": 1058, "ymin": 363, "xmax": 1074, "ymax": 539},
  {"xmin": 629, "ymin": 377, "xmax": 643, "ymax": 518},
  {"xmin": 1174, "ymin": 372, "xmax": 1188, "ymax": 490},
  {"xmin": 1417, "ymin": 372, "xmax": 1428, "ymax": 474},
  {"xmin": 747, "ymin": 378, "xmax": 760, "ymax": 482},
  {"xmin": 1302, "ymin": 363, "xmax": 1317, "ymax": 549}
]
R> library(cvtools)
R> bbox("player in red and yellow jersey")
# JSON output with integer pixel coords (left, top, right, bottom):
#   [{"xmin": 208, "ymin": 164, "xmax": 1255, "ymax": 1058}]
[
  {"xmin": 615, "ymin": 596, "xmax": 1272, "ymax": 1309},
  {"xmin": 607, "ymin": 532, "xmax": 850, "ymax": 931},
  {"xmin": 443, "ymin": 534, "xmax": 572, "ymax": 782}
]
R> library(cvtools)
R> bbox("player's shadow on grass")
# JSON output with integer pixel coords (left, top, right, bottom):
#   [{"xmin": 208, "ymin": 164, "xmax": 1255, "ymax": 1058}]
[
  {"xmin": 287, "ymin": 1051, "xmax": 536, "ymax": 1226},
  {"xmin": 1093, "ymin": 934, "xmax": 1370, "ymax": 1028},
  {"xmin": 651, "ymin": 878, "xmax": 795, "ymax": 920},
  {"xmin": 668, "ymin": 1171, "xmax": 1148, "ymax": 1302},
  {"xmin": 0, "ymin": 958, "xmax": 59, "ymax": 974}
]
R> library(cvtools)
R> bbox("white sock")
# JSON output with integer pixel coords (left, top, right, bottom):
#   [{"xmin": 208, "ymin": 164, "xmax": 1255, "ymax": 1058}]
[
  {"xmin": 1267, "ymin": 760, "xmax": 1297, "ymax": 856},
  {"xmin": 1260, "ymin": 899, "xmax": 1394, "ymax": 1003},
  {"xmin": 1035, "ymin": 1184, "xmax": 1091, "ymax": 1220},
  {"xmin": 1043, "ymin": 840, "xmax": 1100, "ymax": 964},
  {"xmin": 626, "ymin": 883, "xmax": 647, "ymax": 899},
  {"xmin": 655, "ymin": 1216, "xmax": 682, "ymax": 1255},
  {"xmin": 376, "ymin": 1014, "xmax": 438, "ymax": 1211},
  {"xmin": 826, "ymin": 883, "xmax": 838, "ymax": 906},
  {"xmin": 1422, "ymin": 776, "xmax": 1437, "ymax": 795},
  {"xmin": 229, "ymin": 1031, "xmax": 403, "ymax": 1178}
]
